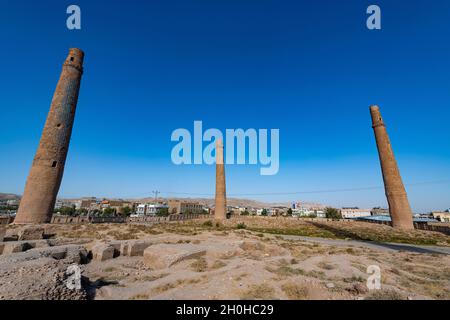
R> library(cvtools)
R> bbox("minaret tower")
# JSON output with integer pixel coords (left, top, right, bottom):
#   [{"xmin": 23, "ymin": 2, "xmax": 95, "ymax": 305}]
[
  {"xmin": 370, "ymin": 105, "xmax": 414, "ymax": 230},
  {"xmin": 214, "ymin": 139, "xmax": 227, "ymax": 220},
  {"xmin": 15, "ymin": 48, "xmax": 84, "ymax": 224}
]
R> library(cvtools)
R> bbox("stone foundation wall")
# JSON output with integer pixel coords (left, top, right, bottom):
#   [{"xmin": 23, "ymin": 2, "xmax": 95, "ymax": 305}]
[
  {"xmin": 351, "ymin": 217, "xmax": 450, "ymax": 235},
  {"xmin": 51, "ymin": 213, "xmax": 208, "ymax": 224},
  {"xmin": 51, "ymin": 215, "xmax": 125, "ymax": 224},
  {"xmin": 0, "ymin": 216, "xmax": 14, "ymax": 225},
  {"xmin": 51, "ymin": 216, "xmax": 91, "ymax": 224},
  {"xmin": 91, "ymin": 216, "xmax": 127, "ymax": 224},
  {"xmin": 128, "ymin": 216, "xmax": 170, "ymax": 223},
  {"xmin": 414, "ymin": 222, "xmax": 450, "ymax": 235},
  {"xmin": 129, "ymin": 214, "xmax": 208, "ymax": 224}
]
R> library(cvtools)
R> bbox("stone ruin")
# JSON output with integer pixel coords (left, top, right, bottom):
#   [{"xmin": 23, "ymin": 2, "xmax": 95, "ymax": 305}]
[
  {"xmin": 0, "ymin": 225, "xmax": 212, "ymax": 300},
  {"xmin": 0, "ymin": 225, "xmax": 91, "ymax": 299}
]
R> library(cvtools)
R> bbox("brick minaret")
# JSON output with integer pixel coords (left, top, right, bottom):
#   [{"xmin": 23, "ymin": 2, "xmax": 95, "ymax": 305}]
[
  {"xmin": 214, "ymin": 139, "xmax": 227, "ymax": 220},
  {"xmin": 370, "ymin": 105, "xmax": 413, "ymax": 230},
  {"xmin": 15, "ymin": 49, "xmax": 84, "ymax": 224}
]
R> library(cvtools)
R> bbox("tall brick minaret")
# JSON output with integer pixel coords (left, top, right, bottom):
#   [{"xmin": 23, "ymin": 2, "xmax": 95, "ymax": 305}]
[
  {"xmin": 214, "ymin": 139, "xmax": 227, "ymax": 220},
  {"xmin": 15, "ymin": 48, "xmax": 84, "ymax": 224},
  {"xmin": 370, "ymin": 105, "xmax": 414, "ymax": 230}
]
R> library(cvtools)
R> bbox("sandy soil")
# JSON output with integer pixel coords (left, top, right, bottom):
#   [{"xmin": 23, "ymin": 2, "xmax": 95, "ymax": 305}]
[
  {"xmin": 1, "ymin": 219, "xmax": 449, "ymax": 300},
  {"xmin": 87, "ymin": 231, "xmax": 449, "ymax": 300}
]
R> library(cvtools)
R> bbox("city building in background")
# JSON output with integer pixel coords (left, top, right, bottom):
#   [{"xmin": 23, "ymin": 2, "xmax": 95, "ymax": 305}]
[
  {"xmin": 340, "ymin": 207, "xmax": 372, "ymax": 219},
  {"xmin": 432, "ymin": 211, "xmax": 450, "ymax": 223},
  {"xmin": 370, "ymin": 207, "xmax": 390, "ymax": 216},
  {"xmin": 135, "ymin": 203, "xmax": 169, "ymax": 216},
  {"xmin": 168, "ymin": 200, "xmax": 204, "ymax": 214}
]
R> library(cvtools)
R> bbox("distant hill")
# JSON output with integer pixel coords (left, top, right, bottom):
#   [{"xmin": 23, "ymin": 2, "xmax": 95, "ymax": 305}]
[
  {"xmin": 0, "ymin": 193, "xmax": 20, "ymax": 200},
  {"xmin": 2, "ymin": 193, "xmax": 325, "ymax": 209},
  {"xmin": 123, "ymin": 197, "xmax": 325, "ymax": 209}
]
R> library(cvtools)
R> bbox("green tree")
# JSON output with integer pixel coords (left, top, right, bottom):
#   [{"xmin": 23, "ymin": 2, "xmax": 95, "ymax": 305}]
[
  {"xmin": 90, "ymin": 209, "xmax": 102, "ymax": 216},
  {"xmin": 59, "ymin": 206, "xmax": 76, "ymax": 216},
  {"xmin": 156, "ymin": 207, "xmax": 169, "ymax": 217},
  {"xmin": 287, "ymin": 208, "xmax": 293, "ymax": 216},
  {"xmin": 121, "ymin": 206, "xmax": 132, "ymax": 216},
  {"xmin": 325, "ymin": 207, "xmax": 342, "ymax": 219},
  {"xmin": 241, "ymin": 210, "xmax": 250, "ymax": 216},
  {"xmin": 2, "ymin": 205, "xmax": 18, "ymax": 211},
  {"xmin": 103, "ymin": 207, "xmax": 116, "ymax": 216},
  {"xmin": 76, "ymin": 208, "xmax": 88, "ymax": 216},
  {"xmin": 261, "ymin": 209, "xmax": 268, "ymax": 216}
]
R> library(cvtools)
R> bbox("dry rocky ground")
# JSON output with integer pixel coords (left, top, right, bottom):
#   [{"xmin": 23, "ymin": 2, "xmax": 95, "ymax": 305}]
[{"xmin": 0, "ymin": 217, "xmax": 449, "ymax": 300}]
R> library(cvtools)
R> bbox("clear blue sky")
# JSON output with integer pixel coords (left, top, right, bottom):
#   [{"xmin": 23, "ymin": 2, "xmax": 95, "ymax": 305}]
[{"xmin": 1, "ymin": 0, "xmax": 449, "ymax": 212}]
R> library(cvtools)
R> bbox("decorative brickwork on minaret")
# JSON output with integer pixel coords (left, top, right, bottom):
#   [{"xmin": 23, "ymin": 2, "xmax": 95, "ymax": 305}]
[
  {"xmin": 15, "ymin": 49, "xmax": 84, "ymax": 224},
  {"xmin": 370, "ymin": 105, "xmax": 414, "ymax": 230},
  {"xmin": 214, "ymin": 139, "xmax": 227, "ymax": 220}
]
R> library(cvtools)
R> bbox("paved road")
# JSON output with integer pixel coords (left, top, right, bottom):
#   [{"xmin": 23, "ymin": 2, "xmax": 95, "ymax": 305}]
[{"xmin": 278, "ymin": 235, "xmax": 450, "ymax": 255}]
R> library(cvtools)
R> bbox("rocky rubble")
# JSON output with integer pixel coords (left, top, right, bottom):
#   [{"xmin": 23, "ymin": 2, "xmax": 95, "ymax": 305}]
[
  {"xmin": 143, "ymin": 243, "xmax": 207, "ymax": 269},
  {"xmin": 0, "ymin": 245, "xmax": 90, "ymax": 300}
]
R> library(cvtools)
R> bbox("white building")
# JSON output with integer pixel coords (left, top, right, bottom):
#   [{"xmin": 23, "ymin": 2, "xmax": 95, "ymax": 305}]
[
  {"xmin": 54, "ymin": 199, "xmax": 81, "ymax": 210},
  {"xmin": 135, "ymin": 203, "xmax": 168, "ymax": 216},
  {"xmin": 255, "ymin": 208, "xmax": 282, "ymax": 216},
  {"xmin": 256, "ymin": 208, "xmax": 271, "ymax": 216},
  {"xmin": 237, "ymin": 207, "xmax": 250, "ymax": 214},
  {"xmin": 6, "ymin": 199, "xmax": 19, "ymax": 206},
  {"xmin": 147, "ymin": 204, "xmax": 168, "ymax": 215},
  {"xmin": 136, "ymin": 204, "xmax": 147, "ymax": 215},
  {"xmin": 432, "ymin": 211, "xmax": 450, "ymax": 223},
  {"xmin": 370, "ymin": 207, "xmax": 390, "ymax": 216},
  {"xmin": 292, "ymin": 206, "xmax": 325, "ymax": 218},
  {"xmin": 316, "ymin": 210, "xmax": 326, "ymax": 218},
  {"xmin": 340, "ymin": 208, "xmax": 371, "ymax": 219}
]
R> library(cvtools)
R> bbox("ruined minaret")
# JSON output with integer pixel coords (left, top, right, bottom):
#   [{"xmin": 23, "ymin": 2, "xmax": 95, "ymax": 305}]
[
  {"xmin": 15, "ymin": 49, "xmax": 84, "ymax": 224},
  {"xmin": 370, "ymin": 105, "xmax": 414, "ymax": 230},
  {"xmin": 214, "ymin": 139, "xmax": 227, "ymax": 220}
]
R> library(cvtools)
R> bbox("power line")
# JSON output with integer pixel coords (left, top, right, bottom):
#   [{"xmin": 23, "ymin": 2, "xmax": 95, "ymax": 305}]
[{"xmin": 154, "ymin": 179, "xmax": 450, "ymax": 197}]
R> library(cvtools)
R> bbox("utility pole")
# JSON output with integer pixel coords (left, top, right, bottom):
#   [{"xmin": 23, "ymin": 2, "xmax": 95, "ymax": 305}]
[{"xmin": 152, "ymin": 190, "xmax": 159, "ymax": 203}]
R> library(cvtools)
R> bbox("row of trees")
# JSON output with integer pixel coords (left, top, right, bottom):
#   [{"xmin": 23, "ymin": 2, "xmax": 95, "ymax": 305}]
[
  {"xmin": 237, "ymin": 207, "xmax": 342, "ymax": 219},
  {"xmin": 53, "ymin": 206, "xmax": 133, "ymax": 217},
  {"xmin": 55, "ymin": 205, "xmax": 343, "ymax": 219},
  {"xmin": 0, "ymin": 205, "xmax": 19, "ymax": 211},
  {"xmin": 53, "ymin": 206, "xmax": 85, "ymax": 216},
  {"xmin": 54, "ymin": 206, "xmax": 172, "ymax": 217},
  {"xmin": 324, "ymin": 207, "xmax": 342, "ymax": 219}
]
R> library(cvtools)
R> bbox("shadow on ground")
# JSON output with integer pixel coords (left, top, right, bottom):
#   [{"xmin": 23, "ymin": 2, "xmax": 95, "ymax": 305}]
[{"xmin": 85, "ymin": 277, "xmax": 119, "ymax": 300}]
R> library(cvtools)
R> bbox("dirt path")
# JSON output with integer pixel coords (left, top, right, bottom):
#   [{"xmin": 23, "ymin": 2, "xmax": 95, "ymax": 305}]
[{"xmin": 279, "ymin": 235, "xmax": 450, "ymax": 255}]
